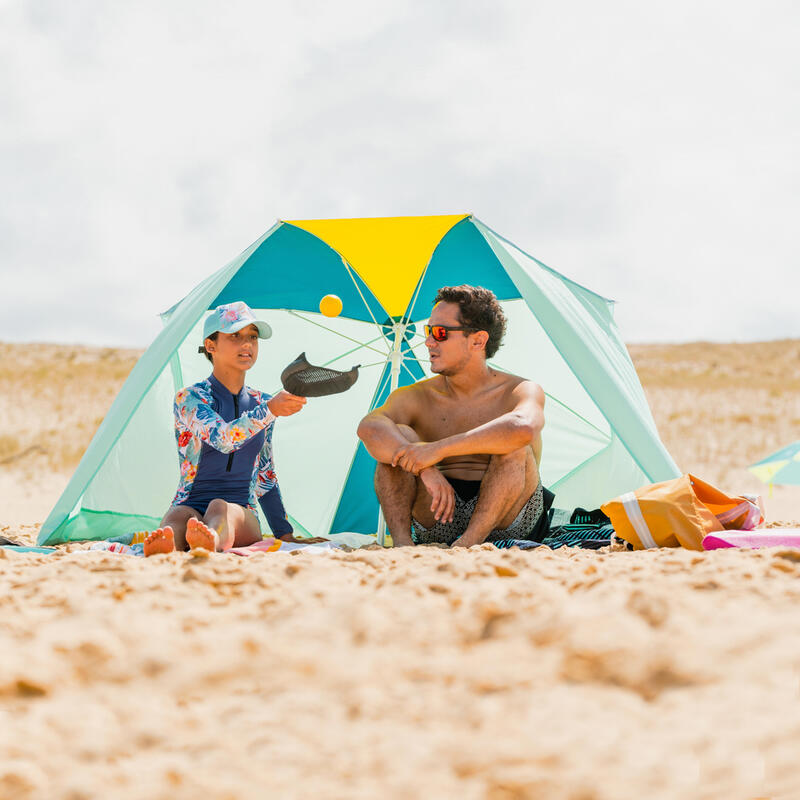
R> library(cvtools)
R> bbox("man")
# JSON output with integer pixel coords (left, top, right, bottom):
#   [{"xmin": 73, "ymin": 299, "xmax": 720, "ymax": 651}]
[{"xmin": 357, "ymin": 285, "xmax": 546, "ymax": 547}]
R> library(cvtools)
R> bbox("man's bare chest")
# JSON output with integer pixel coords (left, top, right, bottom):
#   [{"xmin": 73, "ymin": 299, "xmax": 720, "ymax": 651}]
[{"xmin": 412, "ymin": 394, "xmax": 510, "ymax": 441}]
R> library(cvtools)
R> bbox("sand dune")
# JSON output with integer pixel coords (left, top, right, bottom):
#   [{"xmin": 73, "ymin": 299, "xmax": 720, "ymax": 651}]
[
  {"xmin": 0, "ymin": 344, "xmax": 141, "ymax": 527},
  {"xmin": 629, "ymin": 341, "xmax": 800, "ymax": 524},
  {"xmin": 1, "ymin": 341, "xmax": 799, "ymax": 798}
]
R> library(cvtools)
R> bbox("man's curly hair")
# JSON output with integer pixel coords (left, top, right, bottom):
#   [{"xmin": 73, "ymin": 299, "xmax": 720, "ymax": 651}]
[{"xmin": 433, "ymin": 285, "xmax": 507, "ymax": 359}]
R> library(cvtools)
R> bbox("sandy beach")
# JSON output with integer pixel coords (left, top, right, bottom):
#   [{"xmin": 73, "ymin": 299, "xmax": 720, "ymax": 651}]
[{"xmin": 2, "ymin": 341, "xmax": 800, "ymax": 799}]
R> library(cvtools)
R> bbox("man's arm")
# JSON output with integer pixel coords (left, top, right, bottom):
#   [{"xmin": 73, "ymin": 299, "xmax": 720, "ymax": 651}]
[
  {"xmin": 392, "ymin": 381, "xmax": 545, "ymax": 474},
  {"xmin": 356, "ymin": 386, "xmax": 420, "ymax": 464},
  {"xmin": 358, "ymin": 384, "xmax": 457, "ymax": 532}
]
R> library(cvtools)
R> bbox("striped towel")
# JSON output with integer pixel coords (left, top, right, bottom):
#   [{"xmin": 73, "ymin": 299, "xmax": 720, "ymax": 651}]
[{"xmin": 494, "ymin": 523, "xmax": 615, "ymax": 551}]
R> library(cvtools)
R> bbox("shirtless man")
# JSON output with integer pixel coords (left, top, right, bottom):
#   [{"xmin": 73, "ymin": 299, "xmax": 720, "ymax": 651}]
[{"xmin": 357, "ymin": 285, "xmax": 546, "ymax": 547}]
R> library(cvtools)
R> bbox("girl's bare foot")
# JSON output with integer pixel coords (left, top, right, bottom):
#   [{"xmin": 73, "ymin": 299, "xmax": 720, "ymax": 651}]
[
  {"xmin": 143, "ymin": 527, "xmax": 175, "ymax": 557},
  {"xmin": 186, "ymin": 517, "xmax": 219, "ymax": 552}
]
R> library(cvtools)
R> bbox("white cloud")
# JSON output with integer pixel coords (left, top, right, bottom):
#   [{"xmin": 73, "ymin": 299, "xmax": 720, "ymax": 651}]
[{"xmin": 1, "ymin": 0, "xmax": 798, "ymax": 346}]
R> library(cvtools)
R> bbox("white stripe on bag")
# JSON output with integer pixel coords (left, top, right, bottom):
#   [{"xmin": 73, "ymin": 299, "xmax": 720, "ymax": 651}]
[{"xmin": 620, "ymin": 491, "xmax": 658, "ymax": 549}]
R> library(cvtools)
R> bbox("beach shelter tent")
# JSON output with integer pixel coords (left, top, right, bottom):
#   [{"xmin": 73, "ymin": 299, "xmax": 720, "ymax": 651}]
[{"xmin": 39, "ymin": 214, "xmax": 680, "ymax": 546}]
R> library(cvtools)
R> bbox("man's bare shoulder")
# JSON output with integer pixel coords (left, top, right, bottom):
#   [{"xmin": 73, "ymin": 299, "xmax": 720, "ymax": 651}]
[
  {"xmin": 493, "ymin": 372, "xmax": 545, "ymax": 407},
  {"xmin": 412, "ymin": 375, "xmax": 448, "ymax": 391},
  {"xmin": 371, "ymin": 377, "xmax": 444, "ymax": 424},
  {"xmin": 388, "ymin": 376, "xmax": 444, "ymax": 403},
  {"xmin": 493, "ymin": 370, "xmax": 540, "ymax": 391}
]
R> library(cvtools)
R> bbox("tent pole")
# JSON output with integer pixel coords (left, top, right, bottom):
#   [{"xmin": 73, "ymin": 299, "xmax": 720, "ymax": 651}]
[{"xmin": 376, "ymin": 321, "xmax": 407, "ymax": 547}]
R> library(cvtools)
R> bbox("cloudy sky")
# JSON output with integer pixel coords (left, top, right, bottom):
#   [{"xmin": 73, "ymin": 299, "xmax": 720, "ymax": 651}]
[{"xmin": 2, "ymin": 0, "xmax": 798, "ymax": 347}]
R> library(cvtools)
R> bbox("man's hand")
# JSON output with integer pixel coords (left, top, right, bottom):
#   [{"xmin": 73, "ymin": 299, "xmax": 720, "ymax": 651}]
[
  {"xmin": 267, "ymin": 390, "xmax": 307, "ymax": 417},
  {"xmin": 419, "ymin": 467, "xmax": 455, "ymax": 524},
  {"xmin": 391, "ymin": 441, "xmax": 443, "ymax": 475}
]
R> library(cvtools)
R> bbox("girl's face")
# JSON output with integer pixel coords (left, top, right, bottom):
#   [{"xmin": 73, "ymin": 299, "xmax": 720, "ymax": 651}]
[{"xmin": 206, "ymin": 324, "xmax": 260, "ymax": 371}]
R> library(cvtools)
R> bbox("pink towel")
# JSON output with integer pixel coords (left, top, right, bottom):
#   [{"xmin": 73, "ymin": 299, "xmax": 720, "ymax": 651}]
[
  {"xmin": 702, "ymin": 530, "xmax": 800, "ymax": 550},
  {"xmin": 227, "ymin": 538, "xmax": 338, "ymax": 556}
]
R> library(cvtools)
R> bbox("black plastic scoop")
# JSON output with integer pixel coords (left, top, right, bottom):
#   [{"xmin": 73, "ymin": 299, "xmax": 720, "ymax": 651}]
[{"xmin": 280, "ymin": 352, "xmax": 360, "ymax": 397}]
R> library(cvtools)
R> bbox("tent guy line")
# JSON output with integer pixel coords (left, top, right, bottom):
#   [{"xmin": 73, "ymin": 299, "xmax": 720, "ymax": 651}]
[
  {"xmin": 287, "ymin": 310, "xmax": 390, "ymax": 358},
  {"xmin": 286, "ymin": 309, "xmax": 429, "ymax": 387},
  {"xmin": 318, "ymin": 337, "xmax": 388, "ymax": 368}
]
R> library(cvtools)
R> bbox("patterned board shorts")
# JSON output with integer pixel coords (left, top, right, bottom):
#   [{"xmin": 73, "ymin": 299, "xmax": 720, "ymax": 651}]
[{"xmin": 411, "ymin": 481, "xmax": 545, "ymax": 546}]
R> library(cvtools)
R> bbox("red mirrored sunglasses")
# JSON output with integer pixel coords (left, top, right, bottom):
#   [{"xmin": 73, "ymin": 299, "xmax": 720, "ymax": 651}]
[{"xmin": 424, "ymin": 324, "xmax": 479, "ymax": 342}]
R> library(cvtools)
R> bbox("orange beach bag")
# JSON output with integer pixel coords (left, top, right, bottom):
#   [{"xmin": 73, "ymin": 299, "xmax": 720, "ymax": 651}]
[{"xmin": 601, "ymin": 474, "xmax": 764, "ymax": 551}]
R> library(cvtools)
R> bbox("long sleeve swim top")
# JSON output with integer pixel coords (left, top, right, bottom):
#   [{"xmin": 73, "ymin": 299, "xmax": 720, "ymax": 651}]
[{"xmin": 171, "ymin": 374, "xmax": 279, "ymax": 519}]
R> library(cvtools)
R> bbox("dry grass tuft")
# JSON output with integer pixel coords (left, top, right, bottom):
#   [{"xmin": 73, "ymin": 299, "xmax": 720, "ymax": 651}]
[
  {"xmin": 0, "ymin": 342, "xmax": 141, "ymax": 473},
  {"xmin": 0, "ymin": 434, "xmax": 22, "ymax": 461},
  {"xmin": 628, "ymin": 340, "xmax": 800, "ymax": 392},
  {"xmin": 628, "ymin": 340, "xmax": 800, "ymax": 490}
]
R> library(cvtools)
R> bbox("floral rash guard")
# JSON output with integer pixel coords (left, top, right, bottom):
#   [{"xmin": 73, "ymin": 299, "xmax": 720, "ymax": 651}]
[{"xmin": 171, "ymin": 374, "xmax": 278, "ymax": 520}]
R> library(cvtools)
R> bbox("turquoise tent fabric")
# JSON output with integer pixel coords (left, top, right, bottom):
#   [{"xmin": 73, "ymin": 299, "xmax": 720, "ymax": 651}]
[{"xmin": 39, "ymin": 215, "xmax": 679, "ymax": 545}]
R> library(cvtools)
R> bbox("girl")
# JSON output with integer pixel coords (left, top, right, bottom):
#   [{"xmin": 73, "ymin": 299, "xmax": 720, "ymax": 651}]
[{"xmin": 143, "ymin": 301, "xmax": 315, "ymax": 555}]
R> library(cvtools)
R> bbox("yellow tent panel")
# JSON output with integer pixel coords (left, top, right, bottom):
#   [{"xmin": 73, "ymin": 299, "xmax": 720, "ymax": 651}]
[{"xmin": 287, "ymin": 214, "xmax": 468, "ymax": 316}]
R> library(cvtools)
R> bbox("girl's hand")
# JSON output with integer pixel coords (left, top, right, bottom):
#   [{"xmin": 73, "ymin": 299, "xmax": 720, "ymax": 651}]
[{"xmin": 267, "ymin": 391, "xmax": 307, "ymax": 416}]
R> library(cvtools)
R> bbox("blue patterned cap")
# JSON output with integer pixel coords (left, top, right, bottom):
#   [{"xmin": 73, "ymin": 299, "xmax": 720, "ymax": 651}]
[{"xmin": 203, "ymin": 302, "xmax": 272, "ymax": 340}]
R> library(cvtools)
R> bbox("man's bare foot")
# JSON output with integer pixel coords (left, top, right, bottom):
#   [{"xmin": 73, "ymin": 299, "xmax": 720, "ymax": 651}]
[
  {"xmin": 186, "ymin": 518, "xmax": 220, "ymax": 552},
  {"xmin": 143, "ymin": 527, "xmax": 176, "ymax": 557}
]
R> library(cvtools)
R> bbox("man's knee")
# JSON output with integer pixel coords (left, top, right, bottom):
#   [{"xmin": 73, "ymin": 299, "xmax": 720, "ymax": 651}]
[
  {"xmin": 486, "ymin": 448, "xmax": 529, "ymax": 493},
  {"xmin": 489, "ymin": 446, "xmax": 529, "ymax": 468},
  {"xmin": 375, "ymin": 461, "xmax": 415, "ymax": 493},
  {"xmin": 373, "ymin": 426, "xmax": 420, "ymax": 494}
]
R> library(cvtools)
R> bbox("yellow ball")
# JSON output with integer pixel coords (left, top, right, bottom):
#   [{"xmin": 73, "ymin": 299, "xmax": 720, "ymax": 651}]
[{"xmin": 319, "ymin": 294, "xmax": 343, "ymax": 317}]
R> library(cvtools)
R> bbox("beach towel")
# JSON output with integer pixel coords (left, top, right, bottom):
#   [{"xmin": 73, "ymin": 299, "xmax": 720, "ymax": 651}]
[
  {"xmin": 89, "ymin": 541, "xmax": 144, "ymax": 555},
  {"xmin": 543, "ymin": 522, "xmax": 615, "ymax": 549},
  {"xmin": 602, "ymin": 474, "xmax": 764, "ymax": 551},
  {"xmin": 87, "ymin": 536, "xmax": 344, "ymax": 557},
  {"xmin": 702, "ymin": 530, "xmax": 800, "ymax": 550},
  {"xmin": 493, "ymin": 522, "xmax": 615, "ymax": 550},
  {"xmin": 228, "ymin": 537, "xmax": 340, "ymax": 555}
]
